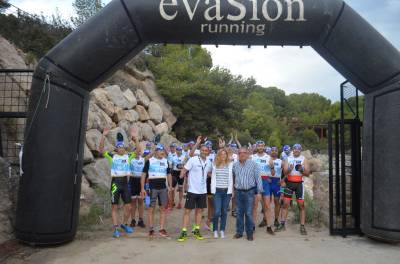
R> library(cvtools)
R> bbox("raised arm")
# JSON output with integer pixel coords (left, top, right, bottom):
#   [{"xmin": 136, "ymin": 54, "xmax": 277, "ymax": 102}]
[
  {"xmin": 234, "ymin": 131, "xmax": 242, "ymax": 148},
  {"xmin": 189, "ymin": 136, "xmax": 202, "ymax": 157},
  {"xmin": 99, "ymin": 127, "xmax": 110, "ymax": 154}
]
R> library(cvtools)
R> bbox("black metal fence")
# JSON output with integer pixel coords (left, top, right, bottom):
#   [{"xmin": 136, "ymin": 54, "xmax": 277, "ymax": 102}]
[
  {"xmin": 328, "ymin": 81, "xmax": 362, "ymax": 237},
  {"xmin": 0, "ymin": 69, "xmax": 31, "ymax": 166}
]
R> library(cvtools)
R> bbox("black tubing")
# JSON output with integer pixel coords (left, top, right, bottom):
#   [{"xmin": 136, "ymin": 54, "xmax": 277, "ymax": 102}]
[{"xmin": 16, "ymin": 0, "xmax": 400, "ymax": 244}]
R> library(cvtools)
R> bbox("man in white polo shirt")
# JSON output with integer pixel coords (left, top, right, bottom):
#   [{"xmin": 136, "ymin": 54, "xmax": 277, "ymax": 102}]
[{"xmin": 177, "ymin": 143, "xmax": 212, "ymax": 242}]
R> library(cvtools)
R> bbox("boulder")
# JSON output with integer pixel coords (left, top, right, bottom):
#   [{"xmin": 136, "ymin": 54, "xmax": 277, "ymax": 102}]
[
  {"xmin": 80, "ymin": 176, "xmax": 96, "ymax": 216},
  {"xmin": 123, "ymin": 88, "xmax": 137, "ymax": 108},
  {"xmin": 148, "ymin": 101, "xmax": 163, "ymax": 124},
  {"xmin": 125, "ymin": 55, "xmax": 155, "ymax": 80},
  {"xmin": 83, "ymin": 142, "xmax": 94, "ymax": 164},
  {"xmin": 104, "ymin": 85, "xmax": 134, "ymax": 109},
  {"xmin": 82, "ymin": 158, "xmax": 111, "ymax": 190},
  {"xmin": 136, "ymin": 89, "xmax": 150, "ymax": 107},
  {"xmin": 142, "ymin": 79, "xmax": 177, "ymax": 127},
  {"xmin": 160, "ymin": 134, "xmax": 179, "ymax": 148},
  {"xmin": 147, "ymin": 120, "xmax": 157, "ymax": 133},
  {"xmin": 155, "ymin": 122, "xmax": 169, "ymax": 135},
  {"xmin": 0, "ymin": 158, "xmax": 13, "ymax": 243},
  {"xmin": 106, "ymin": 127, "xmax": 129, "ymax": 148},
  {"xmin": 87, "ymin": 102, "xmax": 115, "ymax": 131},
  {"xmin": 114, "ymin": 109, "xmax": 139, "ymax": 123},
  {"xmin": 0, "ymin": 36, "xmax": 28, "ymax": 69},
  {"xmin": 86, "ymin": 129, "xmax": 113, "ymax": 156},
  {"xmin": 135, "ymin": 105, "xmax": 150, "ymax": 121},
  {"xmin": 138, "ymin": 122, "xmax": 155, "ymax": 141},
  {"xmin": 90, "ymin": 88, "xmax": 116, "ymax": 117}
]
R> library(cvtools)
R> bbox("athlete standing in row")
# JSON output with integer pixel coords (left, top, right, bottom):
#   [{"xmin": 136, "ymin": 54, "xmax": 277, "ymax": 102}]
[
  {"xmin": 129, "ymin": 135, "xmax": 146, "ymax": 228},
  {"xmin": 99, "ymin": 128, "xmax": 136, "ymax": 238},
  {"xmin": 170, "ymin": 146, "xmax": 187, "ymax": 209},
  {"xmin": 140, "ymin": 144, "xmax": 173, "ymax": 239},
  {"xmin": 252, "ymin": 140, "xmax": 274, "ymax": 235},
  {"xmin": 281, "ymin": 145, "xmax": 292, "ymax": 160},
  {"xmin": 269, "ymin": 146, "xmax": 284, "ymax": 228},
  {"xmin": 177, "ymin": 142, "xmax": 212, "ymax": 242},
  {"xmin": 276, "ymin": 144, "xmax": 310, "ymax": 235}
]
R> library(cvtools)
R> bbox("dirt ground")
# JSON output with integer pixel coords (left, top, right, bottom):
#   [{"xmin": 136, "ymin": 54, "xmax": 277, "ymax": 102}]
[{"xmin": 2, "ymin": 203, "xmax": 400, "ymax": 264}]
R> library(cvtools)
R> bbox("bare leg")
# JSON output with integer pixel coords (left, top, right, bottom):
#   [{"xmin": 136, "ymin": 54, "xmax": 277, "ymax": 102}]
[
  {"xmin": 281, "ymin": 200, "xmax": 290, "ymax": 222},
  {"xmin": 182, "ymin": 209, "xmax": 191, "ymax": 229},
  {"xmin": 195, "ymin": 208, "xmax": 203, "ymax": 227},
  {"xmin": 253, "ymin": 194, "xmax": 262, "ymax": 225},
  {"xmin": 262, "ymin": 196, "xmax": 272, "ymax": 226},
  {"xmin": 111, "ymin": 204, "xmax": 119, "ymax": 226},
  {"xmin": 130, "ymin": 198, "xmax": 137, "ymax": 221},
  {"xmin": 274, "ymin": 197, "xmax": 280, "ymax": 222},
  {"xmin": 207, "ymin": 196, "xmax": 214, "ymax": 226},
  {"xmin": 138, "ymin": 198, "xmax": 144, "ymax": 219},
  {"xmin": 299, "ymin": 202, "xmax": 306, "ymax": 225},
  {"xmin": 160, "ymin": 206, "xmax": 166, "ymax": 230},
  {"xmin": 123, "ymin": 204, "xmax": 131, "ymax": 224},
  {"xmin": 148, "ymin": 207, "xmax": 154, "ymax": 229},
  {"xmin": 178, "ymin": 186, "xmax": 183, "ymax": 205}
]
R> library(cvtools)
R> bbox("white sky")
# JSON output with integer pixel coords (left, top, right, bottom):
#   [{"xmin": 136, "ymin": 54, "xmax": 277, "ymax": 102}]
[{"xmin": 10, "ymin": 0, "xmax": 400, "ymax": 102}]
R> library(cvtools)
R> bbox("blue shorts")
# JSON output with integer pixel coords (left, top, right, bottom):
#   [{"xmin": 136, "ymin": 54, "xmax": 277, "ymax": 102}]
[{"xmin": 262, "ymin": 178, "xmax": 281, "ymax": 197}]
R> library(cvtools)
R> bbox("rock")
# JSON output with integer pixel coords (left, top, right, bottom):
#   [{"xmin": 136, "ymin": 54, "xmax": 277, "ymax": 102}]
[
  {"xmin": 82, "ymin": 158, "xmax": 111, "ymax": 190},
  {"xmin": 83, "ymin": 143, "xmax": 94, "ymax": 164},
  {"xmin": 123, "ymin": 88, "xmax": 137, "ymax": 108},
  {"xmin": 86, "ymin": 129, "xmax": 113, "ymax": 156},
  {"xmin": 87, "ymin": 102, "xmax": 116, "ymax": 131},
  {"xmin": 148, "ymin": 101, "xmax": 163, "ymax": 124},
  {"xmin": 114, "ymin": 109, "xmax": 139, "ymax": 123},
  {"xmin": 135, "ymin": 105, "xmax": 150, "ymax": 121},
  {"xmin": 147, "ymin": 120, "xmax": 157, "ymax": 133},
  {"xmin": 106, "ymin": 127, "xmax": 129, "ymax": 148},
  {"xmin": 80, "ymin": 176, "xmax": 96, "ymax": 216},
  {"xmin": 0, "ymin": 35, "xmax": 28, "ymax": 69},
  {"xmin": 138, "ymin": 122, "xmax": 155, "ymax": 141},
  {"xmin": 104, "ymin": 85, "xmax": 134, "ymax": 109},
  {"xmin": 0, "ymin": 158, "xmax": 14, "ymax": 243},
  {"xmin": 125, "ymin": 55, "xmax": 155, "ymax": 80},
  {"xmin": 160, "ymin": 134, "xmax": 179, "ymax": 148},
  {"xmin": 141, "ymin": 79, "xmax": 177, "ymax": 127},
  {"xmin": 90, "ymin": 88, "xmax": 116, "ymax": 117},
  {"xmin": 155, "ymin": 122, "xmax": 169, "ymax": 135},
  {"xmin": 136, "ymin": 89, "xmax": 150, "ymax": 107}
]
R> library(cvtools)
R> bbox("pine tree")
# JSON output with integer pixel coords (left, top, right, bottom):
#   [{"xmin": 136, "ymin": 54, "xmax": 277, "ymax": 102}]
[
  {"xmin": 0, "ymin": 0, "xmax": 11, "ymax": 13},
  {"xmin": 71, "ymin": 0, "xmax": 103, "ymax": 28}
]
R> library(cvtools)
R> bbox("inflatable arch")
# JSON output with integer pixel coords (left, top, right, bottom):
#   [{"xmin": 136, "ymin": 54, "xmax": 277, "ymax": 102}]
[{"xmin": 15, "ymin": 0, "xmax": 400, "ymax": 244}]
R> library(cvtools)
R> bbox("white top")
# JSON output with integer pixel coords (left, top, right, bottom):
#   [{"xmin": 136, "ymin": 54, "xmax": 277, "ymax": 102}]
[
  {"xmin": 231, "ymin": 153, "xmax": 238, "ymax": 163},
  {"xmin": 211, "ymin": 162, "xmax": 234, "ymax": 194},
  {"xmin": 251, "ymin": 153, "xmax": 271, "ymax": 176},
  {"xmin": 184, "ymin": 156, "xmax": 212, "ymax": 194}
]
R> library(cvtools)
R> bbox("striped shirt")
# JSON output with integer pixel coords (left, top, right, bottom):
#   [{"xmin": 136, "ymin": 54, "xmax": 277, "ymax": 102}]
[
  {"xmin": 215, "ymin": 166, "xmax": 230, "ymax": 189},
  {"xmin": 232, "ymin": 159, "xmax": 263, "ymax": 193}
]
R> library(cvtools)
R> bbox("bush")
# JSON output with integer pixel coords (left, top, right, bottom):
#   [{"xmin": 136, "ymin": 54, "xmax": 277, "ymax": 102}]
[{"xmin": 291, "ymin": 190, "xmax": 315, "ymax": 224}]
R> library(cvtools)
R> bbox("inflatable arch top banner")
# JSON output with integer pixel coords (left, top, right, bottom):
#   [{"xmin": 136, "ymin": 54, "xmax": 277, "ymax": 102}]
[{"xmin": 16, "ymin": 0, "xmax": 400, "ymax": 245}]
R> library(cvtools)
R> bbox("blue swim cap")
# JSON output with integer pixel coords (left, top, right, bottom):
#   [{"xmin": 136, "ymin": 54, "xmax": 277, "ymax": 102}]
[
  {"xmin": 256, "ymin": 140, "xmax": 265, "ymax": 145},
  {"xmin": 293, "ymin": 144, "xmax": 302, "ymax": 150},
  {"xmin": 265, "ymin": 147, "xmax": 272, "ymax": 153},
  {"xmin": 230, "ymin": 143, "xmax": 238, "ymax": 148},
  {"xmin": 188, "ymin": 141, "xmax": 195, "ymax": 145},
  {"xmin": 156, "ymin": 144, "xmax": 165, "ymax": 151},
  {"xmin": 205, "ymin": 140, "xmax": 212, "ymax": 146},
  {"xmin": 170, "ymin": 143, "xmax": 177, "ymax": 147},
  {"xmin": 143, "ymin": 149, "xmax": 151, "ymax": 156},
  {"xmin": 176, "ymin": 146, "xmax": 183, "ymax": 151},
  {"xmin": 271, "ymin": 146, "xmax": 278, "ymax": 152},
  {"xmin": 283, "ymin": 145, "xmax": 291, "ymax": 152},
  {"xmin": 116, "ymin": 141, "xmax": 125, "ymax": 148}
]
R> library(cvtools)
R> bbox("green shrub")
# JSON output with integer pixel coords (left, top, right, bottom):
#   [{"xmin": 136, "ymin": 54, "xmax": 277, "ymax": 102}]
[{"xmin": 291, "ymin": 190, "xmax": 315, "ymax": 224}]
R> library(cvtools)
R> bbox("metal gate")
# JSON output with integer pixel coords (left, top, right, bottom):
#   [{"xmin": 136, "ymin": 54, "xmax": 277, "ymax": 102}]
[{"xmin": 328, "ymin": 81, "xmax": 362, "ymax": 237}]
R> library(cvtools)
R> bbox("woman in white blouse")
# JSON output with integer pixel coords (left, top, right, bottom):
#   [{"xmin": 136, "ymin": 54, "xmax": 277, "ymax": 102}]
[{"xmin": 211, "ymin": 149, "xmax": 234, "ymax": 238}]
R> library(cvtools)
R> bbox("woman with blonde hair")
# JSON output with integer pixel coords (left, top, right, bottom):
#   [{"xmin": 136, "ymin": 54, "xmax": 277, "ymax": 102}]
[{"xmin": 211, "ymin": 148, "xmax": 234, "ymax": 238}]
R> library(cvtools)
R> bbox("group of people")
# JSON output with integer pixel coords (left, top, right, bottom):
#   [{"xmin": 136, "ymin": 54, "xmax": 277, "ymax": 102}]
[{"xmin": 98, "ymin": 128, "xmax": 310, "ymax": 241}]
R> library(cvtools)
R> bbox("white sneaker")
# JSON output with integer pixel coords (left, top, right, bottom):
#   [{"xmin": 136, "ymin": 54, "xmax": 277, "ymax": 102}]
[
  {"xmin": 220, "ymin": 231, "xmax": 225, "ymax": 239},
  {"xmin": 214, "ymin": 231, "xmax": 219, "ymax": 239}
]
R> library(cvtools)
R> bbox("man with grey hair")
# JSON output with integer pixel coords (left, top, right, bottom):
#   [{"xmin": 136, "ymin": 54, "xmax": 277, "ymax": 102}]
[{"xmin": 232, "ymin": 147, "xmax": 263, "ymax": 241}]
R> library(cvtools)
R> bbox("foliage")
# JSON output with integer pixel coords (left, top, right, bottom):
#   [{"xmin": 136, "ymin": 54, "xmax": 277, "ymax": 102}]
[
  {"xmin": 71, "ymin": 0, "xmax": 103, "ymax": 28},
  {"xmin": 291, "ymin": 190, "xmax": 315, "ymax": 224},
  {"xmin": 146, "ymin": 44, "xmax": 353, "ymax": 150},
  {"xmin": 0, "ymin": 10, "xmax": 72, "ymax": 58},
  {"xmin": 0, "ymin": 0, "xmax": 10, "ymax": 13}
]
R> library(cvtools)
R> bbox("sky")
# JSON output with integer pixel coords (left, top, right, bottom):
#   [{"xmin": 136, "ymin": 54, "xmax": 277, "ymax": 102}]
[{"xmin": 10, "ymin": 0, "xmax": 400, "ymax": 101}]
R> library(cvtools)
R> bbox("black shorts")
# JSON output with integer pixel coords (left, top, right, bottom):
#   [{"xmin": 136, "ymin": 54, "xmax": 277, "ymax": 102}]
[
  {"xmin": 172, "ymin": 170, "xmax": 184, "ymax": 188},
  {"xmin": 111, "ymin": 177, "xmax": 131, "ymax": 205},
  {"xmin": 128, "ymin": 177, "xmax": 142, "ymax": 198},
  {"xmin": 206, "ymin": 177, "xmax": 212, "ymax": 195},
  {"xmin": 185, "ymin": 192, "xmax": 207, "ymax": 209},
  {"xmin": 283, "ymin": 181, "xmax": 304, "ymax": 203}
]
